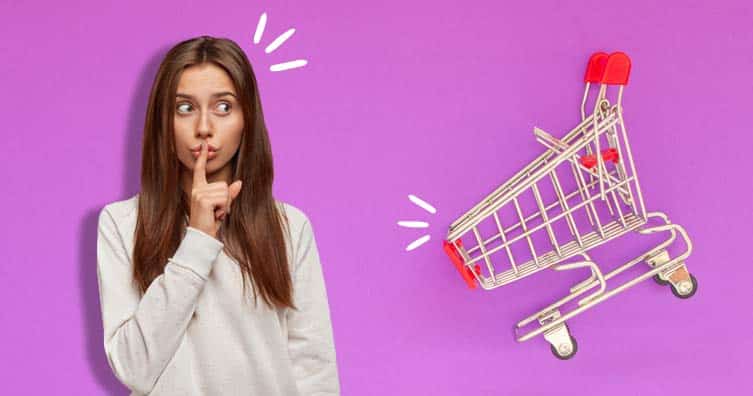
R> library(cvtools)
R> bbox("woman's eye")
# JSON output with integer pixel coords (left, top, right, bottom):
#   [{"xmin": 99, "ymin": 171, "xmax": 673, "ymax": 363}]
[
  {"xmin": 176, "ymin": 103, "xmax": 192, "ymax": 113},
  {"xmin": 217, "ymin": 102, "xmax": 231, "ymax": 113},
  {"xmin": 175, "ymin": 102, "xmax": 231, "ymax": 114}
]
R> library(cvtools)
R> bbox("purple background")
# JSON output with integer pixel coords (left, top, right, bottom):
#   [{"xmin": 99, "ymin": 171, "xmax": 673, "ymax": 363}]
[{"xmin": 1, "ymin": 0, "xmax": 751, "ymax": 394}]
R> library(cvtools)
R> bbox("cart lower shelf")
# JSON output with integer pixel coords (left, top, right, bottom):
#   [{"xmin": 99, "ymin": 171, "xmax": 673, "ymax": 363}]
[{"xmin": 478, "ymin": 213, "xmax": 646, "ymax": 289}]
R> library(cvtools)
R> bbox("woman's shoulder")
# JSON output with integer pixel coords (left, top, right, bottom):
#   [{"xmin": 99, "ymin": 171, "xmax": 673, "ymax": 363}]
[
  {"xmin": 97, "ymin": 194, "xmax": 140, "ymax": 261},
  {"xmin": 100, "ymin": 193, "xmax": 139, "ymax": 222},
  {"xmin": 275, "ymin": 199, "xmax": 312, "ymax": 231},
  {"xmin": 98, "ymin": 193, "xmax": 139, "ymax": 243},
  {"xmin": 275, "ymin": 200, "xmax": 317, "ymax": 273}
]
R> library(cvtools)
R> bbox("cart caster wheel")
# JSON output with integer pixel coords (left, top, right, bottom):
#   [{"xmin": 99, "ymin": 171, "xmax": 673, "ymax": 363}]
[
  {"xmin": 551, "ymin": 336, "xmax": 578, "ymax": 360},
  {"xmin": 653, "ymin": 274, "xmax": 669, "ymax": 286},
  {"xmin": 671, "ymin": 274, "xmax": 698, "ymax": 299}
]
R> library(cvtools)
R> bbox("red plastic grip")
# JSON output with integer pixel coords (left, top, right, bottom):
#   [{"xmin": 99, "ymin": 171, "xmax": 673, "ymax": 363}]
[
  {"xmin": 585, "ymin": 51, "xmax": 632, "ymax": 85},
  {"xmin": 584, "ymin": 52, "xmax": 608, "ymax": 83},
  {"xmin": 442, "ymin": 239, "xmax": 480, "ymax": 290},
  {"xmin": 601, "ymin": 52, "xmax": 631, "ymax": 85},
  {"xmin": 580, "ymin": 148, "xmax": 620, "ymax": 169}
]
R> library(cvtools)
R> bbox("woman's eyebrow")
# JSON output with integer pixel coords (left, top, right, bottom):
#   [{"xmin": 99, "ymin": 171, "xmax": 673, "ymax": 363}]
[{"xmin": 176, "ymin": 91, "xmax": 237, "ymax": 99}]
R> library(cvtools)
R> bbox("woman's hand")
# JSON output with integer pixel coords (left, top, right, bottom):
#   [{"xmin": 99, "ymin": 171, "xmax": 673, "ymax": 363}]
[{"xmin": 188, "ymin": 140, "xmax": 242, "ymax": 238}]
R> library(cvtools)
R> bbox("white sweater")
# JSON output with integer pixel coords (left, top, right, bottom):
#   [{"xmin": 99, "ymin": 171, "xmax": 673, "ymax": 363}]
[{"xmin": 96, "ymin": 194, "xmax": 340, "ymax": 395}]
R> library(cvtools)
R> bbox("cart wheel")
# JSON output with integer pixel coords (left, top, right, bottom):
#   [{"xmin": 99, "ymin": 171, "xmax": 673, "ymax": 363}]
[
  {"xmin": 653, "ymin": 274, "xmax": 669, "ymax": 286},
  {"xmin": 671, "ymin": 274, "xmax": 698, "ymax": 299},
  {"xmin": 550, "ymin": 335, "xmax": 578, "ymax": 360}
]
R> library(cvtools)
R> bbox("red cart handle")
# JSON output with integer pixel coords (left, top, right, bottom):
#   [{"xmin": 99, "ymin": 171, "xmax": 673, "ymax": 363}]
[
  {"xmin": 584, "ymin": 52, "xmax": 608, "ymax": 83},
  {"xmin": 584, "ymin": 51, "xmax": 631, "ymax": 85},
  {"xmin": 442, "ymin": 239, "xmax": 480, "ymax": 290},
  {"xmin": 602, "ymin": 52, "xmax": 631, "ymax": 85}
]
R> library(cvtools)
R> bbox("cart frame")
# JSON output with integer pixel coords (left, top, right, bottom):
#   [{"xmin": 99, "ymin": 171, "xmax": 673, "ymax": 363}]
[{"xmin": 443, "ymin": 52, "xmax": 697, "ymax": 359}]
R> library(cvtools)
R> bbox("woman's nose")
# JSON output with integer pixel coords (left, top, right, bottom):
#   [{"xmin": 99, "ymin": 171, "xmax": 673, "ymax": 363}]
[{"xmin": 196, "ymin": 112, "xmax": 213, "ymax": 137}]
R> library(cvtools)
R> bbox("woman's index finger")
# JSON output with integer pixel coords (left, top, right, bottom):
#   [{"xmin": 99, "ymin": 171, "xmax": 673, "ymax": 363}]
[{"xmin": 193, "ymin": 140, "xmax": 208, "ymax": 186}]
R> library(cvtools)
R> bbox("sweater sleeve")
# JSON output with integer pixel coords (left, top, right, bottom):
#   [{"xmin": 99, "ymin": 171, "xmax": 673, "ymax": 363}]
[
  {"xmin": 96, "ymin": 206, "xmax": 224, "ymax": 395},
  {"xmin": 286, "ymin": 217, "xmax": 341, "ymax": 395}
]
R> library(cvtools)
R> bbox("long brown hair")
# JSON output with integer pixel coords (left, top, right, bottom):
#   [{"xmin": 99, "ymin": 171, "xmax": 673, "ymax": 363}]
[{"xmin": 132, "ymin": 35, "xmax": 295, "ymax": 310}]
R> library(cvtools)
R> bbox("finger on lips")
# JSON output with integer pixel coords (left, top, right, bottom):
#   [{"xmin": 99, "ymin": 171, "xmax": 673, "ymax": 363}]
[{"xmin": 193, "ymin": 140, "xmax": 208, "ymax": 187}]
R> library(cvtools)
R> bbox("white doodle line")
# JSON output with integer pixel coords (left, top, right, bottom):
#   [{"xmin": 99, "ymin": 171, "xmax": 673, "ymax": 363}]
[
  {"xmin": 253, "ymin": 12, "xmax": 308, "ymax": 72},
  {"xmin": 398, "ymin": 194, "xmax": 437, "ymax": 251}
]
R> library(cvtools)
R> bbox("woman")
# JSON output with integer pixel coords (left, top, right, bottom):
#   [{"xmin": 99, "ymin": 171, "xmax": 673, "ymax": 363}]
[{"xmin": 96, "ymin": 35, "xmax": 340, "ymax": 395}]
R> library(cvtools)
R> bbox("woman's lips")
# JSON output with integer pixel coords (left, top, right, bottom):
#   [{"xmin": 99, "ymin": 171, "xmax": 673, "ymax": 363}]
[
  {"xmin": 191, "ymin": 143, "xmax": 219, "ymax": 151},
  {"xmin": 191, "ymin": 149, "xmax": 217, "ymax": 159}
]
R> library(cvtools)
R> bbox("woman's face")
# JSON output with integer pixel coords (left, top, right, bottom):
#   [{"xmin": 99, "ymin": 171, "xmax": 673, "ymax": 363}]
[{"xmin": 173, "ymin": 63, "xmax": 244, "ymax": 179}]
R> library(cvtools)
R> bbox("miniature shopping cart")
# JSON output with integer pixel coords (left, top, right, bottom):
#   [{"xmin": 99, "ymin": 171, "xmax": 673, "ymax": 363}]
[{"xmin": 443, "ymin": 52, "xmax": 697, "ymax": 359}]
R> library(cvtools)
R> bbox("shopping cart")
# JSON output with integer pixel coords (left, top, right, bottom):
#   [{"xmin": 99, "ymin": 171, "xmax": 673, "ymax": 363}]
[{"xmin": 442, "ymin": 51, "xmax": 697, "ymax": 359}]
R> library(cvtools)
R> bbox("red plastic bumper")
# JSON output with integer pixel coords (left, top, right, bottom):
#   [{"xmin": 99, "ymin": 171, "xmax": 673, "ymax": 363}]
[{"xmin": 443, "ymin": 239, "xmax": 480, "ymax": 290}]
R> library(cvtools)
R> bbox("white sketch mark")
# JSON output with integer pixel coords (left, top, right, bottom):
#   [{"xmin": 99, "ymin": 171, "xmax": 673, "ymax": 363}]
[
  {"xmin": 397, "ymin": 221, "xmax": 429, "ymax": 228},
  {"xmin": 408, "ymin": 194, "xmax": 437, "ymax": 214},
  {"xmin": 265, "ymin": 28, "xmax": 296, "ymax": 53},
  {"xmin": 270, "ymin": 59, "xmax": 308, "ymax": 72},
  {"xmin": 254, "ymin": 12, "xmax": 267, "ymax": 44},
  {"xmin": 406, "ymin": 234, "xmax": 431, "ymax": 251}
]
